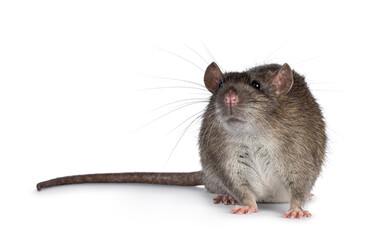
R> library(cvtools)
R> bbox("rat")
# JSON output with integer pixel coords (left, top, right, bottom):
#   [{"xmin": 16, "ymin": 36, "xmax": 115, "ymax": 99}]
[{"xmin": 37, "ymin": 62, "xmax": 326, "ymax": 219}]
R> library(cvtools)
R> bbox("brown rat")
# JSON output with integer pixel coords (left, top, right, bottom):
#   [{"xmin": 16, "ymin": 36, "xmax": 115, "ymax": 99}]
[
  {"xmin": 200, "ymin": 62, "xmax": 326, "ymax": 218},
  {"xmin": 37, "ymin": 62, "xmax": 326, "ymax": 219}
]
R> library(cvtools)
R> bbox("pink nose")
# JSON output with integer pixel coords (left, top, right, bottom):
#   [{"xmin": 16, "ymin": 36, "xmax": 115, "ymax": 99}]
[{"xmin": 225, "ymin": 91, "xmax": 239, "ymax": 104}]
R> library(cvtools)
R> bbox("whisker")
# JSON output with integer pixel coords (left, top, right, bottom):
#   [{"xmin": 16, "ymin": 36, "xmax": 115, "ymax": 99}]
[
  {"xmin": 189, "ymin": 92, "xmax": 211, "ymax": 95},
  {"xmin": 201, "ymin": 41, "xmax": 216, "ymax": 63},
  {"xmin": 187, "ymin": 92, "xmax": 212, "ymax": 96},
  {"xmin": 148, "ymin": 98, "xmax": 209, "ymax": 113},
  {"xmin": 184, "ymin": 44, "xmax": 209, "ymax": 65},
  {"xmin": 165, "ymin": 113, "xmax": 203, "ymax": 165},
  {"xmin": 201, "ymin": 42, "xmax": 227, "ymax": 73},
  {"xmin": 201, "ymin": 41, "xmax": 228, "ymax": 72},
  {"xmin": 311, "ymin": 89, "xmax": 344, "ymax": 92},
  {"xmin": 200, "ymin": 111, "xmax": 213, "ymax": 143},
  {"xmin": 135, "ymin": 101, "xmax": 207, "ymax": 132},
  {"xmin": 147, "ymin": 76, "xmax": 206, "ymax": 88},
  {"xmin": 263, "ymin": 43, "xmax": 288, "ymax": 64},
  {"xmin": 150, "ymin": 112, "xmax": 203, "ymax": 184},
  {"xmin": 291, "ymin": 56, "xmax": 320, "ymax": 66},
  {"xmin": 307, "ymin": 82, "xmax": 339, "ymax": 85},
  {"xmin": 248, "ymin": 109, "xmax": 272, "ymax": 128},
  {"xmin": 156, "ymin": 47, "xmax": 204, "ymax": 72},
  {"xmin": 249, "ymin": 106, "xmax": 287, "ymax": 130},
  {"xmin": 248, "ymin": 111, "xmax": 268, "ymax": 134},
  {"xmin": 167, "ymin": 109, "xmax": 205, "ymax": 134},
  {"xmin": 138, "ymin": 86, "xmax": 208, "ymax": 92}
]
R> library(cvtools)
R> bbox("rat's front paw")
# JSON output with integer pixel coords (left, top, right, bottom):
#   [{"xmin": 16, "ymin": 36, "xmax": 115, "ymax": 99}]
[
  {"xmin": 230, "ymin": 205, "xmax": 258, "ymax": 215},
  {"xmin": 213, "ymin": 194, "xmax": 237, "ymax": 205},
  {"xmin": 283, "ymin": 208, "xmax": 312, "ymax": 219}
]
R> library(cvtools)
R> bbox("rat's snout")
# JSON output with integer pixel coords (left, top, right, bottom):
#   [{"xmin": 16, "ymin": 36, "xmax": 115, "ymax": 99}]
[{"xmin": 224, "ymin": 89, "xmax": 239, "ymax": 105}]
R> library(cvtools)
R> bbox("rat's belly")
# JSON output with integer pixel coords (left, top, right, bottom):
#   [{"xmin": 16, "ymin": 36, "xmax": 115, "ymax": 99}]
[
  {"xmin": 249, "ymin": 158, "xmax": 291, "ymax": 203},
  {"xmin": 231, "ymin": 141, "xmax": 291, "ymax": 203}
]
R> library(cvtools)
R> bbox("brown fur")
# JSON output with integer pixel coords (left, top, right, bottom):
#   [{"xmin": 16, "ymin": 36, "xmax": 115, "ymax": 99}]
[{"xmin": 199, "ymin": 63, "xmax": 326, "ymax": 212}]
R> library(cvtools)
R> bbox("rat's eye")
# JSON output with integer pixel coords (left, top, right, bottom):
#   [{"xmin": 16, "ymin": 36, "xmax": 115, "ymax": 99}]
[
  {"xmin": 251, "ymin": 80, "xmax": 260, "ymax": 89},
  {"xmin": 218, "ymin": 81, "xmax": 223, "ymax": 88}
]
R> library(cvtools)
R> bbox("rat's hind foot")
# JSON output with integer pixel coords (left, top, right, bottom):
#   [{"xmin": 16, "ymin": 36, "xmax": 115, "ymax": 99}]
[
  {"xmin": 230, "ymin": 205, "xmax": 258, "ymax": 215},
  {"xmin": 283, "ymin": 208, "xmax": 312, "ymax": 219},
  {"xmin": 213, "ymin": 194, "xmax": 238, "ymax": 205}
]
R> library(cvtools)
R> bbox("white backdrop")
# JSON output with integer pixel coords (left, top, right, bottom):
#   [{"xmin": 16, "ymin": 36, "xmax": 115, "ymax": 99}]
[{"xmin": 1, "ymin": 1, "xmax": 391, "ymax": 239}]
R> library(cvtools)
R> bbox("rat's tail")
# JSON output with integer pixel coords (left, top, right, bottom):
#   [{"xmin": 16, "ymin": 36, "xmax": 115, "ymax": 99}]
[{"xmin": 36, "ymin": 171, "xmax": 203, "ymax": 191}]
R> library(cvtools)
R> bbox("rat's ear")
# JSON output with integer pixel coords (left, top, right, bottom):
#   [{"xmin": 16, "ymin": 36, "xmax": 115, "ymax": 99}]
[
  {"xmin": 204, "ymin": 62, "xmax": 223, "ymax": 92},
  {"xmin": 272, "ymin": 63, "xmax": 294, "ymax": 96}
]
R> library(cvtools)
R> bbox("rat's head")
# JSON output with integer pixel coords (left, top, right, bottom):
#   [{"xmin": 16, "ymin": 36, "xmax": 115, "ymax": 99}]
[{"xmin": 204, "ymin": 62, "xmax": 294, "ymax": 134}]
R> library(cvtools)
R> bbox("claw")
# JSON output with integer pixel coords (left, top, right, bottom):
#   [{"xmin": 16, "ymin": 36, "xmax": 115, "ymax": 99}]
[
  {"xmin": 213, "ymin": 194, "xmax": 237, "ymax": 205},
  {"xmin": 283, "ymin": 208, "xmax": 312, "ymax": 219},
  {"xmin": 230, "ymin": 205, "xmax": 258, "ymax": 215}
]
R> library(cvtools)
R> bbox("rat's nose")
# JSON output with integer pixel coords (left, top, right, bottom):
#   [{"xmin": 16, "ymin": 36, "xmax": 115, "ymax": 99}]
[{"xmin": 225, "ymin": 89, "xmax": 239, "ymax": 105}]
